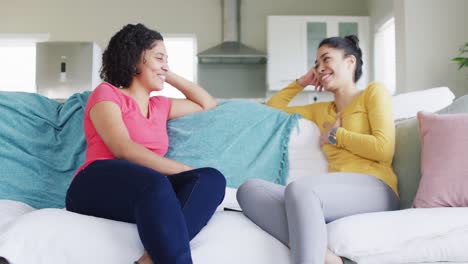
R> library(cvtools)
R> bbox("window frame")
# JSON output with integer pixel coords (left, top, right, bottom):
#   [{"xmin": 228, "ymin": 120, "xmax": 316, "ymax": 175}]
[
  {"xmin": 373, "ymin": 18, "xmax": 396, "ymax": 94},
  {"xmin": 151, "ymin": 34, "xmax": 197, "ymax": 99}
]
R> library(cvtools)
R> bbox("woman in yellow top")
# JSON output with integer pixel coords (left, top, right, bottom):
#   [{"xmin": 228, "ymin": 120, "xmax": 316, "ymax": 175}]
[{"xmin": 237, "ymin": 35, "xmax": 399, "ymax": 264}]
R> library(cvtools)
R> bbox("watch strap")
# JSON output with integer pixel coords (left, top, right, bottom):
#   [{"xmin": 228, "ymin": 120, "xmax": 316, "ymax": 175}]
[{"xmin": 328, "ymin": 127, "xmax": 338, "ymax": 145}]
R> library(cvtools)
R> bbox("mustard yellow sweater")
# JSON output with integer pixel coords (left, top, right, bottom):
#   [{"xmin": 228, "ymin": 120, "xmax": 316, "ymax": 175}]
[{"xmin": 267, "ymin": 81, "xmax": 398, "ymax": 196}]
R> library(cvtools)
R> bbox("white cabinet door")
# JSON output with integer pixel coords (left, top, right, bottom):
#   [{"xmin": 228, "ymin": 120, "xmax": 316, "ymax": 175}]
[
  {"xmin": 267, "ymin": 16, "xmax": 306, "ymax": 91},
  {"xmin": 267, "ymin": 16, "xmax": 369, "ymax": 91}
]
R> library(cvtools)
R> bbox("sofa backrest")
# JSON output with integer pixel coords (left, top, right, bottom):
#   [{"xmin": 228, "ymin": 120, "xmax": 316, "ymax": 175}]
[
  {"xmin": 392, "ymin": 86, "xmax": 454, "ymax": 120},
  {"xmin": 393, "ymin": 94, "xmax": 468, "ymax": 209}
]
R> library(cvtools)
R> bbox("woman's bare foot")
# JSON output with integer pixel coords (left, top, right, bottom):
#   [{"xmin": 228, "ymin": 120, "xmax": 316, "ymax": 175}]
[
  {"xmin": 136, "ymin": 251, "xmax": 153, "ymax": 264},
  {"xmin": 325, "ymin": 248, "xmax": 343, "ymax": 264}
]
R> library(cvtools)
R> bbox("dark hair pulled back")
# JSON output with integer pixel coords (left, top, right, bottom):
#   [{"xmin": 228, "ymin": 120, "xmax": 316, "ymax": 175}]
[{"xmin": 318, "ymin": 35, "xmax": 363, "ymax": 82}]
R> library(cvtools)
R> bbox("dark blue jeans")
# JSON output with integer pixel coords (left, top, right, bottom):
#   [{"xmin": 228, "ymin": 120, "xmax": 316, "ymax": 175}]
[{"xmin": 66, "ymin": 160, "xmax": 226, "ymax": 264}]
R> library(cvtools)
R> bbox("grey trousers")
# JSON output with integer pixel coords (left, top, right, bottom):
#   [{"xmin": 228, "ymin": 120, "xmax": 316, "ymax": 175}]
[{"xmin": 236, "ymin": 173, "xmax": 399, "ymax": 264}]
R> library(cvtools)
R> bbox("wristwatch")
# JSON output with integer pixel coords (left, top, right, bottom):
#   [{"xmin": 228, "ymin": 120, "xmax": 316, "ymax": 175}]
[{"xmin": 328, "ymin": 127, "xmax": 338, "ymax": 146}]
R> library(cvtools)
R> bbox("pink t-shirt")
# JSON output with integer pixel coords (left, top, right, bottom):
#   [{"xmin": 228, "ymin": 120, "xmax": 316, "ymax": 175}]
[{"xmin": 75, "ymin": 82, "xmax": 172, "ymax": 175}]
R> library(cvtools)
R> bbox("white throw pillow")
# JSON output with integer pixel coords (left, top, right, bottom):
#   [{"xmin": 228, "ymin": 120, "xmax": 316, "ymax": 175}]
[
  {"xmin": 287, "ymin": 118, "xmax": 328, "ymax": 184},
  {"xmin": 392, "ymin": 87, "xmax": 455, "ymax": 120},
  {"xmin": 327, "ymin": 207, "xmax": 468, "ymax": 264}
]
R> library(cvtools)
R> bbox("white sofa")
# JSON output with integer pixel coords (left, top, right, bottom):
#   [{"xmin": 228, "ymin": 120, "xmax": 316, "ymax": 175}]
[{"xmin": 1, "ymin": 86, "xmax": 467, "ymax": 264}]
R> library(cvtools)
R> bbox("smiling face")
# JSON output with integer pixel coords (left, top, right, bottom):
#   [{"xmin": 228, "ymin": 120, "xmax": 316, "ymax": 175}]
[
  {"xmin": 315, "ymin": 45, "xmax": 356, "ymax": 92},
  {"xmin": 134, "ymin": 40, "xmax": 169, "ymax": 92}
]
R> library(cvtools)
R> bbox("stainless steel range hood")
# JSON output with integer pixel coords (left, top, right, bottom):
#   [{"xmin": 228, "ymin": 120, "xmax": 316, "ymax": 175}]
[{"xmin": 197, "ymin": 0, "xmax": 266, "ymax": 64}]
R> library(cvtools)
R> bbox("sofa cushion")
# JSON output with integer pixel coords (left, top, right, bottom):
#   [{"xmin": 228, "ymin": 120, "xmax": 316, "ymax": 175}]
[
  {"xmin": 0, "ymin": 200, "xmax": 35, "ymax": 230},
  {"xmin": 327, "ymin": 207, "xmax": 468, "ymax": 264},
  {"xmin": 392, "ymin": 117, "xmax": 421, "ymax": 209},
  {"xmin": 0, "ymin": 207, "xmax": 291, "ymax": 264},
  {"xmin": 412, "ymin": 111, "xmax": 468, "ymax": 208},
  {"xmin": 393, "ymin": 94, "xmax": 468, "ymax": 209}
]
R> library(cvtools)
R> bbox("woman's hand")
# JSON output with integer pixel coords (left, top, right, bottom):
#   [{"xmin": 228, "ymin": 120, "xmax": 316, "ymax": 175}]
[
  {"xmin": 297, "ymin": 67, "xmax": 323, "ymax": 92},
  {"xmin": 180, "ymin": 164, "xmax": 193, "ymax": 173},
  {"xmin": 320, "ymin": 113, "xmax": 341, "ymax": 146}
]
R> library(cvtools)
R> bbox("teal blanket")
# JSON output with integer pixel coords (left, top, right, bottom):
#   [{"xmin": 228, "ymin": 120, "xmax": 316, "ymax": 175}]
[
  {"xmin": 0, "ymin": 91, "xmax": 90, "ymax": 209},
  {"xmin": 0, "ymin": 95, "xmax": 297, "ymax": 209},
  {"xmin": 166, "ymin": 100, "xmax": 300, "ymax": 188}
]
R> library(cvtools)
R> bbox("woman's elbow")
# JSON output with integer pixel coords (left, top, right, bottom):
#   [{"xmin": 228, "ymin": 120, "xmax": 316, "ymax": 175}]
[
  {"xmin": 201, "ymin": 100, "xmax": 218, "ymax": 111},
  {"xmin": 111, "ymin": 148, "xmax": 126, "ymax": 160},
  {"xmin": 108, "ymin": 141, "xmax": 132, "ymax": 160},
  {"xmin": 374, "ymin": 145, "xmax": 394, "ymax": 162}
]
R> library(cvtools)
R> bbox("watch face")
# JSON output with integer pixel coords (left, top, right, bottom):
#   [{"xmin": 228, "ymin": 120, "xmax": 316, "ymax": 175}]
[{"xmin": 328, "ymin": 134, "xmax": 337, "ymax": 145}]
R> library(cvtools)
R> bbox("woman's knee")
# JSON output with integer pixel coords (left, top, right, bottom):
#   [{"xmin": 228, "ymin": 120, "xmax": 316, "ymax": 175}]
[
  {"xmin": 285, "ymin": 181, "xmax": 307, "ymax": 198},
  {"xmin": 198, "ymin": 167, "xmax": 226, "ymax": 189},
  {"xmin": 236, "ymin": 179, "xmax": 266, "ymax": 206},
  {"xmin": 196, "ymin": 167, "xmax": 226, "ymax": 201},
  {"xmin": 285, "ymin": 181, "xmax": 322, "ymax": 208},
  {"xmin": 236, "ymin": 179, "xmax": 262, "ymax": 198}
]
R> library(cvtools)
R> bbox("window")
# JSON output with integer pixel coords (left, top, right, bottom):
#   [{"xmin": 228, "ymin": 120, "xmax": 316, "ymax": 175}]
[
  {"xmin": 151, "ymin": 35, "xmax": 197, "ymax": 99},
  {"xmin": 374, "ymin": 18, "xmax": 396, "ymax": 94},
  {"xmin": 0, "ymin": 34, "xmax": 49, "ymax": 93}
]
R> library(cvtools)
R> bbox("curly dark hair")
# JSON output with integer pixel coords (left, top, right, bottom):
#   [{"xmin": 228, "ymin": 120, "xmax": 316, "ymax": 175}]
[
  {"xmin": 100, "ymin": 23, "xmax": 164, "ymax": 88},
  {"xmin": 319, "ymin": 35, "xmax": 363, "ymax": 82}
]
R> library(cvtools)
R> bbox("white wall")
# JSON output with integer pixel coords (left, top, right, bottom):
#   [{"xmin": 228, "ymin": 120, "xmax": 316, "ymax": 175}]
[
  {"xmin": 394, "ymin": 0, "xmax": 468, "ymax": 97},
  {"xmin": 5, "ymin": 0, "xmax": 466, "ymax": 98},
  {"xmin": 0, "ymin": 0, "xmax": 219, "ymax": 52},
  {"xmin": 367, "ymin": 0, "xmax": 394, "ymax": 81},
  {"xmin": 0, "ymin": 0, "xmax": 368, "ymax": 53},
  {"xmin": 0, "ymin": 0, "xmax": 368, "ymax": 98},
  {"xmin": 368, "ymin": 0, "xmax": 393, "ymax": 31}
]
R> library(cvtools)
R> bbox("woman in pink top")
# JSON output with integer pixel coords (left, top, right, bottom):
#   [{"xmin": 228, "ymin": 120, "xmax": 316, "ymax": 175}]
[{"xmin": 65, "ymin": 24, "xmax": 226, "ymax": 264}]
